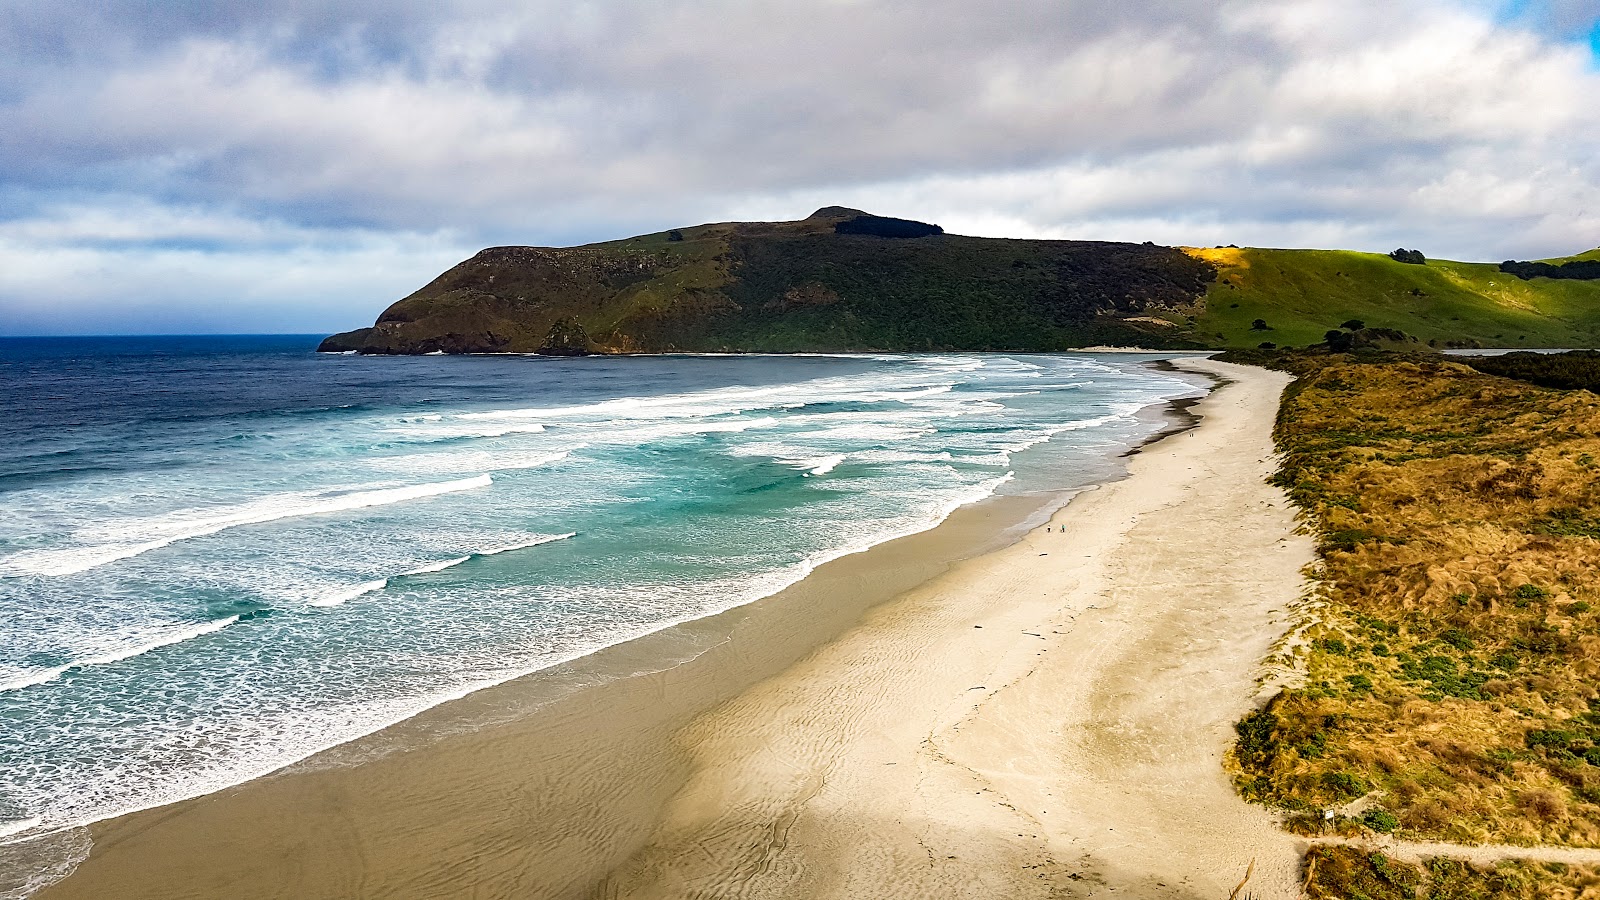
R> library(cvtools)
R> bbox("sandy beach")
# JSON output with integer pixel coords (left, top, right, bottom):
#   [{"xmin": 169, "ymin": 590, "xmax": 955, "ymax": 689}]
[{"xmin": 27, "ymin": 357, "xmax": 1310, "ymax": 900}]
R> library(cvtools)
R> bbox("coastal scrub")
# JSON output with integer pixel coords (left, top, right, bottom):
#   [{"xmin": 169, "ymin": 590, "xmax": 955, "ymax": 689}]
[{"xmin": 1224, "ymin": 352, "xmax": 1600, "ymax": 848}]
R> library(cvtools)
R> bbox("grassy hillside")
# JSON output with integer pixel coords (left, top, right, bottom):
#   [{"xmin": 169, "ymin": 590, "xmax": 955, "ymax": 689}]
[{"xmin": 1189, "ymin": 247, "xmax": 1600, "ymax": 350}]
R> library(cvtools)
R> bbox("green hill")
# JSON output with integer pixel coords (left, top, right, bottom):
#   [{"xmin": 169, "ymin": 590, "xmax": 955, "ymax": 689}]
[
  {"xmin": 1188, "ymin": 246, "xmax": 1600, "ymax": 350},
  {"xmin": 319, "ymin": 212, "xmax": 1600, "ymax": 354}
]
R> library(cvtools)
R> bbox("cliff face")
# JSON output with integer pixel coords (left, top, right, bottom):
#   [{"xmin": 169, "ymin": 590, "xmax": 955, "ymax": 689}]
[{"xmin": 320, "ymin": 209, "xmax": 1218, "ymax": 354}]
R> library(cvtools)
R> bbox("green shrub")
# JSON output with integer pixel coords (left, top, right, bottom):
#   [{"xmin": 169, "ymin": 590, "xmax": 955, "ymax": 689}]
[
  {"xmin": 1526, "ymin": 729, "xmax": 1575, "ymax": 750},
  {"xmin": 1363, "ymin": 808, "xmax": 1400, "ymax": 833},
  {"xmin": 1235, "ymin": 707, "xmax": 1280, "ymax": 769},
  {"xmin": 1322, "ymin": 771, "xmax": 1369, "ymax": 800}
]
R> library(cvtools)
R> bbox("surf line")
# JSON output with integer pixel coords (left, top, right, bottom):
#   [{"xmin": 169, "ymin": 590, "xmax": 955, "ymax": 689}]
[{"xmin": 311, "ymin": 533, "xmax": 579, "ymax": 608}]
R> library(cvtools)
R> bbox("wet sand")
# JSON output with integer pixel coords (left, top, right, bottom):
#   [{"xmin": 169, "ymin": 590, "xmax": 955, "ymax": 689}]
[{"xmin": 30, "ymin": 358, "xmax": 1309, "ymax": 900}]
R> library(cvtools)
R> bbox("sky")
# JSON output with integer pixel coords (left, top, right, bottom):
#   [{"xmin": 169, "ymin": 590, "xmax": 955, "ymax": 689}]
[{"xmin": 2, "ymin": 0, "xmax": 1598, "ymax": 335}]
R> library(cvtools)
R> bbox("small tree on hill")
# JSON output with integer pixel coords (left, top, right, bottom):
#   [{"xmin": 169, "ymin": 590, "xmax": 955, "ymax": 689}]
[{"xmin": 1251, "ymin": 318, "xmax": 1271, "ymax": 331}]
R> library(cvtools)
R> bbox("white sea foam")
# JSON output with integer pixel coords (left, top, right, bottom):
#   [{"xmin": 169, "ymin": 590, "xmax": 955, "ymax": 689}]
[
  {"xmin": 454, "ymin": 374, "xmax": 961, "ymax": 427},
  {"xmin": 389, "ymin": 422, "xmax": 547, "ymax": 440},
  {"xmin": 0, "ymin": 817, "xmax": 39, "ymax": 841},
  {"xmin": 797, "ymin": 422, "xmax": 936, "ymax": 443},
  {"xmin": 585, "ymin": 417, "xmax": 778, "ymax": 444},
  {"xmin": 0, "ymin": 616, "xmax": 239, "ymax": 693},
  {"xmin": 0, "ymin": 475, "xmax": 494, "ymax": 578},
  {"xmin": 477, "ymin": 532, "xmax": 577, "ymax": 556},
  {"xmin": 311, "ymin": 580, "xmax": 388, "ymax": 608},
  {"xmin": 402, "ymin": 556, "xmax": 472, "ymax": 576},
  {"xmin": 370, "ymin": 449, "xmax": 571, "ymax": 475},
  {"xmin": 806, "ymin": 455, "xmax": 846, "ymax": 476}
]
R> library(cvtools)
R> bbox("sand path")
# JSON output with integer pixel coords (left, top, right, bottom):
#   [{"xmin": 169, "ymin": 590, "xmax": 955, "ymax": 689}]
[{"xmin": 600, "ymin": 359, "xmax": 1313, "ymax": 900}]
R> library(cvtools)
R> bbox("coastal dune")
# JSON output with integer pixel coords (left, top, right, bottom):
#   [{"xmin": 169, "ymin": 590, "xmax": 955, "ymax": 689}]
[
  {"xmin": 29, "ymin": 358, "xmax": 1309, "ymax": 900},
  {"xmin": 598, "ymin": 358, "xmax": 1312, "ymax": 899}
]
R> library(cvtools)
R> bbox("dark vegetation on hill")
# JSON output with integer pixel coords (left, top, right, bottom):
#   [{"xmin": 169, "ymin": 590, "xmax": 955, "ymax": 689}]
[
  {"xmin": 1465, "ymin": 351, "xmax": 1600, "ymax": 392},
  {"xmin": 319, "ymin": 208, "xmax": 1217, "ymax": 354},
  {"xmin": 1215, "ymin": 348, "xmax": 1600, "ymax": 851},
  {"xmin": 832, "ymin": 214, "xmax": 944, "ymax": 238},
  {"xmin": 1501, "ymin": 260, "xmax": 1600, "ymax": 281}
]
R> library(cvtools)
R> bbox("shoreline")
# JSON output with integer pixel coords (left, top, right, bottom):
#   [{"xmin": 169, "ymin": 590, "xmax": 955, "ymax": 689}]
[
  {"xmin": 597, "ymin": 357, "xmax": 1311, "ymax": 899},
  {"xmin": 24, "ymin": 358, "xmax": 1305, "ymax": 900}
]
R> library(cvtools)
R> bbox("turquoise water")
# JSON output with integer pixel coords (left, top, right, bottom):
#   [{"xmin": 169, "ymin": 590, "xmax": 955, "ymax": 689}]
[{"xmin": 0, "ymin": 340, "xmax": 1206, "ymax": 853}]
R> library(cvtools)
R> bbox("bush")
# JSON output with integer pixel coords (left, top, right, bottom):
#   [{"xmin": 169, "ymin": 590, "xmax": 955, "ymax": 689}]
[
  {"xmin": 1251, "ymin": 318, "xmax": 1271, "ymax": 330},
  {"xmin": 833, "ymin": 215, "xmax": 943, "ymax": 238},
  {"xmin": 1362, "ymin": 807, "xmax": 1400, "ymax": 833},
  {"xmin": 1341, "ymin": 319, "xmax": 1365, "ymax": 330},
  {"xmin": 1465, "ymin": 350, "xmax": 1600, "ymax": 392},
  {"xmin": 1499, "ymin": 259, "xmax": 1600, "ymax": 281},
  {"xmin": 1322, "ymin": 771, "xmax": 1369, "ymax": 800},
  {"xmin": 1325, "ymin": 528, "xmax": 1375, "ymax": 550},
  {"xmin": 1235, "ymin": 707, "xmax": 1281, "ymax": 769},
  {"xmin": 1526, "ymin": 729, "xmax": 1576, "ymax": 750},
  {"xmin": 1388, "ymin": 248, "xmax": 1427, "ymax": 265}
]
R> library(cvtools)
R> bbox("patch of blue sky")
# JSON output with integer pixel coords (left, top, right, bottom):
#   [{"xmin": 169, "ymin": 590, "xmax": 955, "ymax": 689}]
[
  {"xmin": 1495, "ymin": 0, "xmax": 1533, "ymax": 20},
  {"xmin": 1484, "ymin": 0, "xmax": 1600, "ymax": 66}
]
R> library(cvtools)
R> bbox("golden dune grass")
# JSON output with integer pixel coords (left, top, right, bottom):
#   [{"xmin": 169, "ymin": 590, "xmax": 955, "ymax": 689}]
[{"xmin": 1230, "ymin": 356, "xmax": 1600, "ymax": 850}]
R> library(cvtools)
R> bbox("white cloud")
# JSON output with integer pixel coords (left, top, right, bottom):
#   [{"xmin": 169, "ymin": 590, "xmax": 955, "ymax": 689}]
[{"xmin": 0, "ymin": 206, "xmax": 472, "ymax": 334}]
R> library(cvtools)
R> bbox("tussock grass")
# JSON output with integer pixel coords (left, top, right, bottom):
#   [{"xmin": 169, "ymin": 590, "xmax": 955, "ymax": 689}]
[
  {"xmin": 1226, "ymin": 353, "xmax": 1600, "ymax": 847},
  {"xmin": 1303, "ymin": 845, "xmax": 1600, "ymax": 899}
]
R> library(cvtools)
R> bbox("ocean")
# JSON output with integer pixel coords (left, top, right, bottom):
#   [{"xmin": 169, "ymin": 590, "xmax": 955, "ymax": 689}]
[{"xmin": 0, "ymin": 337, "xmax": 1206, "ymax": 869}]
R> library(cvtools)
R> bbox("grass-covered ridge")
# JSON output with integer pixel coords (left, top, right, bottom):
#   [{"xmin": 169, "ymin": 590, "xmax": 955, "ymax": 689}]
[
  {"xmin": 1221, "ymin": 350, "xmax": 1600, "ymax": 848},
  {"xmin": 1189, "ymin": 247, "xmax": 1600, "ymax": 351}
]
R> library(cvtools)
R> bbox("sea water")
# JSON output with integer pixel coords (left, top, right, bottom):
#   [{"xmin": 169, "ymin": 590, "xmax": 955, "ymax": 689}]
[{"xmin": 0, "ymin": 337, "xmax": 1206, "ymax": 866}]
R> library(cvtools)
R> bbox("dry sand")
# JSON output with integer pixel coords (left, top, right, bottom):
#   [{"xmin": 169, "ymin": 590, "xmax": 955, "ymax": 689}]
[{"xmin": 27, "ymin": 357, "xmax": 1311, "ymax": 900}]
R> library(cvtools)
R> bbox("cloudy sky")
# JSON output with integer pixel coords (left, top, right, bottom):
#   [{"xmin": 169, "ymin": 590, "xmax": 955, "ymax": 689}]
[{"xmin": 2, "ymin": 0, "xmax": 1598, "ymax": 335}]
